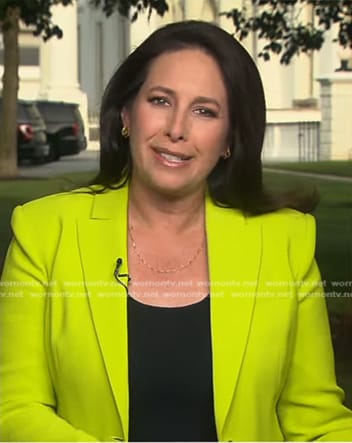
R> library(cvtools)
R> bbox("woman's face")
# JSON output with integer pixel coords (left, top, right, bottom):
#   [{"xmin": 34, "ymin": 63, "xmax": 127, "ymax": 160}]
[{"xmin": 122, "ymin": 48, "xmax": 230, "ymax": 198}]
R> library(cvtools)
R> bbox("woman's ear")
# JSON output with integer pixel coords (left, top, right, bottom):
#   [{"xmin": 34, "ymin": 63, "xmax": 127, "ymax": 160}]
[
  {"xmin": 221, "ymin": 147, "xmax": 231, "ymax": 160},
  {"xmin": 120, "ymin": 107, "xmax": 130, "ymax": 128}
]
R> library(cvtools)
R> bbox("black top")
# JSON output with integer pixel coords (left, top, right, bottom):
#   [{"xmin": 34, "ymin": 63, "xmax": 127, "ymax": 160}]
[{"xmin": 127, "ymin": 294, "xmax": 218, "ymax": 442}]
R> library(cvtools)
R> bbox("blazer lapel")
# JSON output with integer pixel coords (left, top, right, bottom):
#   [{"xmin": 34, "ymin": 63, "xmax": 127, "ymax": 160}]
[
  {"xmin": 76, "ymin": 187, "xmax": 262, "ymax": 440},
  {"xmin": 77, "ymin": 186, "xmax": 130, "ymax": 440},
  {"xmin": 206, "ymin": 200, "xmax": 262, "ymax": 438}
]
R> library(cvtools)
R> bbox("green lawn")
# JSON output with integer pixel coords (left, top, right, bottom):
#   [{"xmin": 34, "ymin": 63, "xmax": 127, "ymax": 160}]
[
  {"xmin": 265, "ymin": 160, "xmax": 352, "ymax": 177},
  {"xmin": 0, "ymin": 169, "xmax": 351, "ymax": 406}
]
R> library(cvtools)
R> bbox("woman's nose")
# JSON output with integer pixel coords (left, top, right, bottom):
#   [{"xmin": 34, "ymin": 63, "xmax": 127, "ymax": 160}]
[{"xmin": 165, "ymin": 109, "xmax": 189, "ymax": 142}]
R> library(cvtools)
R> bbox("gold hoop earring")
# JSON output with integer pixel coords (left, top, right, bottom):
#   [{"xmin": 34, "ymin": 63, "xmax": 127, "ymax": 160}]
[
  {"xmin": 121, "ymin": 126, "xmax": 129, "ymax": 138},
  {"xmin": 222, "ymin": 148, "xmax": 231, "ymax": 159}
]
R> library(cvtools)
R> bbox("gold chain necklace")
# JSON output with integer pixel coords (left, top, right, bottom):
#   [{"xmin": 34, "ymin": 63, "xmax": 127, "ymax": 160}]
[{"xmin": 128, "ymin": 225, "xmax": 205, "ymax": 274}]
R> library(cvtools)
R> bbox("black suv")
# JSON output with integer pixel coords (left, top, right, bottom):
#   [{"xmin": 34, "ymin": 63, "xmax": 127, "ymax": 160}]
[
  {"xmin": 0, "ymin": 99, "xmax": 49, "ymax": 163},
  {"xmin": 36, "ymin": 101, "xmax": 87, "ymax": 161}
]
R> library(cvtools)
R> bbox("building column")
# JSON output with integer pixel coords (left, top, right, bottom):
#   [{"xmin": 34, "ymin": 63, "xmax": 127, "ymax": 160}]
[
  {"xmin": 39, "ymin": 2, "xmax": 88, "ymax": 140},
  {"xmin": 317, "ymin": 73, "xmax": 352, "ymax": 160},
  {"xmin": 129, "ymin": 9, "xmax": 162, "ymax": 51},
  {"xmin": 218, "ymin": 0, "xmax": 245, "ymax": 30},
  {"xmin": 184, "ymin": 0, "xmax": 216, "ymax": 21}
]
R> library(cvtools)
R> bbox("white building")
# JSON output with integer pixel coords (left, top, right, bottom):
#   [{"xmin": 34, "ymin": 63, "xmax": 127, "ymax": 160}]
[
  {"xmin": 0, "ymin": 26, "xmax": 41, "ymax": 99},
  {"xmin": 1, "ymin": 0, "xmax": 351, "ymax": 160},
  {"xmin": 77, "ymin": 0, "xmax": 129, "ymax": 119}
]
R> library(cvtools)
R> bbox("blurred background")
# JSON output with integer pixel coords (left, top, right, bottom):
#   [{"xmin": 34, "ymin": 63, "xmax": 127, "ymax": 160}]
[{"xmin": 0, "ymin": 0, "xmax": 351, "ymax": 407}]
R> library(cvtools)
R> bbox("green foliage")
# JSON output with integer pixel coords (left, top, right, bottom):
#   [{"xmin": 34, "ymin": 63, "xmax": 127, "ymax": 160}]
[
  {"xmin": 221, "ymin": 0, "xmax": 352, "ymax": 64},
  {"xmin": 0, "ymin": 0, "xmax": 169, "ymax": 37},
  {"xmin": 1, "ymin": 0, "xmax": 349, "ymax": 63},
  {"xmin": 0, "ymin": 0, "xmax": 75, "ymax": 39},
  {"xmin": 89, "ymin": 0, "xmax": 168, "ymax": 21}
]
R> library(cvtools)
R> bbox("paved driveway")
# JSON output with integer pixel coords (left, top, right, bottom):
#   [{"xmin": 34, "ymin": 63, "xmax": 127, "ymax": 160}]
[
  {"xmin": 19, "ymin": 150, "xmax": 100, "ymax": 178},
  {"xmin": 264, "ymin": 167, "xmax": 352, "ymax": 183},
  {"xmin": 19, "ymin": 151, "xmax": 352, "ymax": 182}
]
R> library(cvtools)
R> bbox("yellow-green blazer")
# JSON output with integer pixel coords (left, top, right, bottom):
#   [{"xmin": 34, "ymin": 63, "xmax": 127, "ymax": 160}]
[{"xmin": 1, "ymin": 186, "xmax": 352, "ymax": 442}]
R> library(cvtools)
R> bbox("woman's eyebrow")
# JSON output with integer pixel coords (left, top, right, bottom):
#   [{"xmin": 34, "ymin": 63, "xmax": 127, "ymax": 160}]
[
  {"xmin": 148, "ymin": 86, "xmax": 221, "ymax": 108},
  {"xmin": 148, "ymin": 85, "xmax": 174, "ymax": 96},
  {"xmin": 193, "ymin": 96, "xmax": 220, "ymax": 108}
]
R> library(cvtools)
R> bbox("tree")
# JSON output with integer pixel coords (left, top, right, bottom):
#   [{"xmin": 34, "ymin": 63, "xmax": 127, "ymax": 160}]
[
  {"xmin": 0, "ymin": 0, "xmax": 71, "ymax": 178},
  {"xmin": 222, "ymin": 0, "xmax": 352, "ymax": 65},
  {"xmin": 1, "ymin": 0, "xmax": 351, "ymax": 177},
  {"xmin": 91, "ymin": 0, "xmax": 352, "ymax": 65},
  {"xmin": 90, "ymin": 0, "xmax": 168, "ymax": 21},
  {"xmin": 0, "ymin": 0, "xmax": 168, "ymax": 178}
]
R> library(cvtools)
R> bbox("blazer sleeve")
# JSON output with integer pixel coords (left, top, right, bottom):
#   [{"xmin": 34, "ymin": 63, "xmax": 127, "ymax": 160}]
[
  {"xmin": 277, "ymin": 213, "xmax": 352, "ymax": 441},
  {"xmin": 0, "ymin": 205, "xmax": 99, "ymax": 442}
]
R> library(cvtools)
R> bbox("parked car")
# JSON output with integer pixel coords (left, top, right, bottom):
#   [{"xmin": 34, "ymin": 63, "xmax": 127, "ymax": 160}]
[
  {"xmin": 0, "ymin": 98, "xmax": 49, "ymax": 163},
  {"xmin": 35, "ymin": 101, "xmax": 87, "ymax": 161}
]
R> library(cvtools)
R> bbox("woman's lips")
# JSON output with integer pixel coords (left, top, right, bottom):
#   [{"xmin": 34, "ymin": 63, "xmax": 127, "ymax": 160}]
[{"xmin": 152, "ymin": 147, "xmax": 193, "ymax": 167}]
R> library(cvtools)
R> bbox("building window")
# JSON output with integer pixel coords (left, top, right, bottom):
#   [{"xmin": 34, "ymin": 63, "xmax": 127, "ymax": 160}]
[{"xmin": 0, "ymin": 46, "xmax": 39, "ymax": 66}]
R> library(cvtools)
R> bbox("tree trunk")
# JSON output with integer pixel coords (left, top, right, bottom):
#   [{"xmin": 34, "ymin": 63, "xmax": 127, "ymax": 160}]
[{"xmin": 0, "ymin": 6, "xmax": 20, "ymax": 178}]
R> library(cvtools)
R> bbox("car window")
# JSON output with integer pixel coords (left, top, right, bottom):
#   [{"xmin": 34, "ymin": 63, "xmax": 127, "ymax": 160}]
[
  {"xmin": 73, "ymin": 108, "xmax": 84, "ymax": 124},
  {"xmin": 37, "ymin": 103, "xmax": 76, "ymax": 122},
  {"xmin": 0, "ymin": 101, "xmax": 42, "ymax": 122},
  {"xmin": 19, "ymin": 103, "xmax": 42, "ymax": 121}
]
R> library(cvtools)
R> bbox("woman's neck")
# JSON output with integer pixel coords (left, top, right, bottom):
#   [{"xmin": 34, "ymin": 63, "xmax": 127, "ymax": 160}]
[{"xmin": 128, "ymin": 182, "xmax": 206, "ymax": 234}]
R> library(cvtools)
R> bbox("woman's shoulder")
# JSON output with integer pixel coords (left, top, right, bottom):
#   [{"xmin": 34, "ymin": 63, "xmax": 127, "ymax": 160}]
[
  {"xmin": 16, "ymin": 185, "xmax": 126, "ymax": 220},
  {"xmin": 247, "ymin": 208, "xmax": 316, "ymax": 247},
  {"xmin": 19, "ymin": 187, "xmax": 94, "ymax": 216},
  {"xmin": 217, "ymin": 204, "xmax": 315, "ymax": 232},
  {"xmin": 249, "ymin": 208, "xmax": 317, "ymax": 273},
  {"xmin": 248, "ymin": 207, "xmax": 315, "ymax": 229},
  {"xmin": 8, "ymin": 186, "xmax": 128, "ymax": 251},
  {"xmin": 209, "ymin": 199, "xmax": 316, "ymax": 245},
  {"xmin": 247, "ymin": 206, "xmax": 311, "ymax": 220}
]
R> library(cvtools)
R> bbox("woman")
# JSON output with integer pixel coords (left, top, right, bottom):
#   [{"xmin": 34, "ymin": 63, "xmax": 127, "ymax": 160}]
[{"xmin": 1, "ymin": 20, "xmax": 352, "ymax": 442}]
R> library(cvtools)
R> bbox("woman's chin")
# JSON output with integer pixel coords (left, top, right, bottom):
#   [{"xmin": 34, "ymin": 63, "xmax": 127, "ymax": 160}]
[{"xmin": 147, "ymin": 179, "xmax": 205, "ymax": 200}]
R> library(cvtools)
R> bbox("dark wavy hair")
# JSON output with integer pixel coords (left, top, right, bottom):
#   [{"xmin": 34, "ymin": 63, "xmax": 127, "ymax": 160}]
[{"xmin": 92, "ymin": 20, "xmax": 316, "ymax": 214}]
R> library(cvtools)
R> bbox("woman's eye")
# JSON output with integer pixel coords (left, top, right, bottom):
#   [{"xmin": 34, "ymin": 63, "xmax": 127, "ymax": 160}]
[
  {"xmin": 148, "ymin": 96, "xmax": 170, "ymax": 106},
  {"xmin": 194, "ymin": 107, "xmax": 217, "ymax": 118}
]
